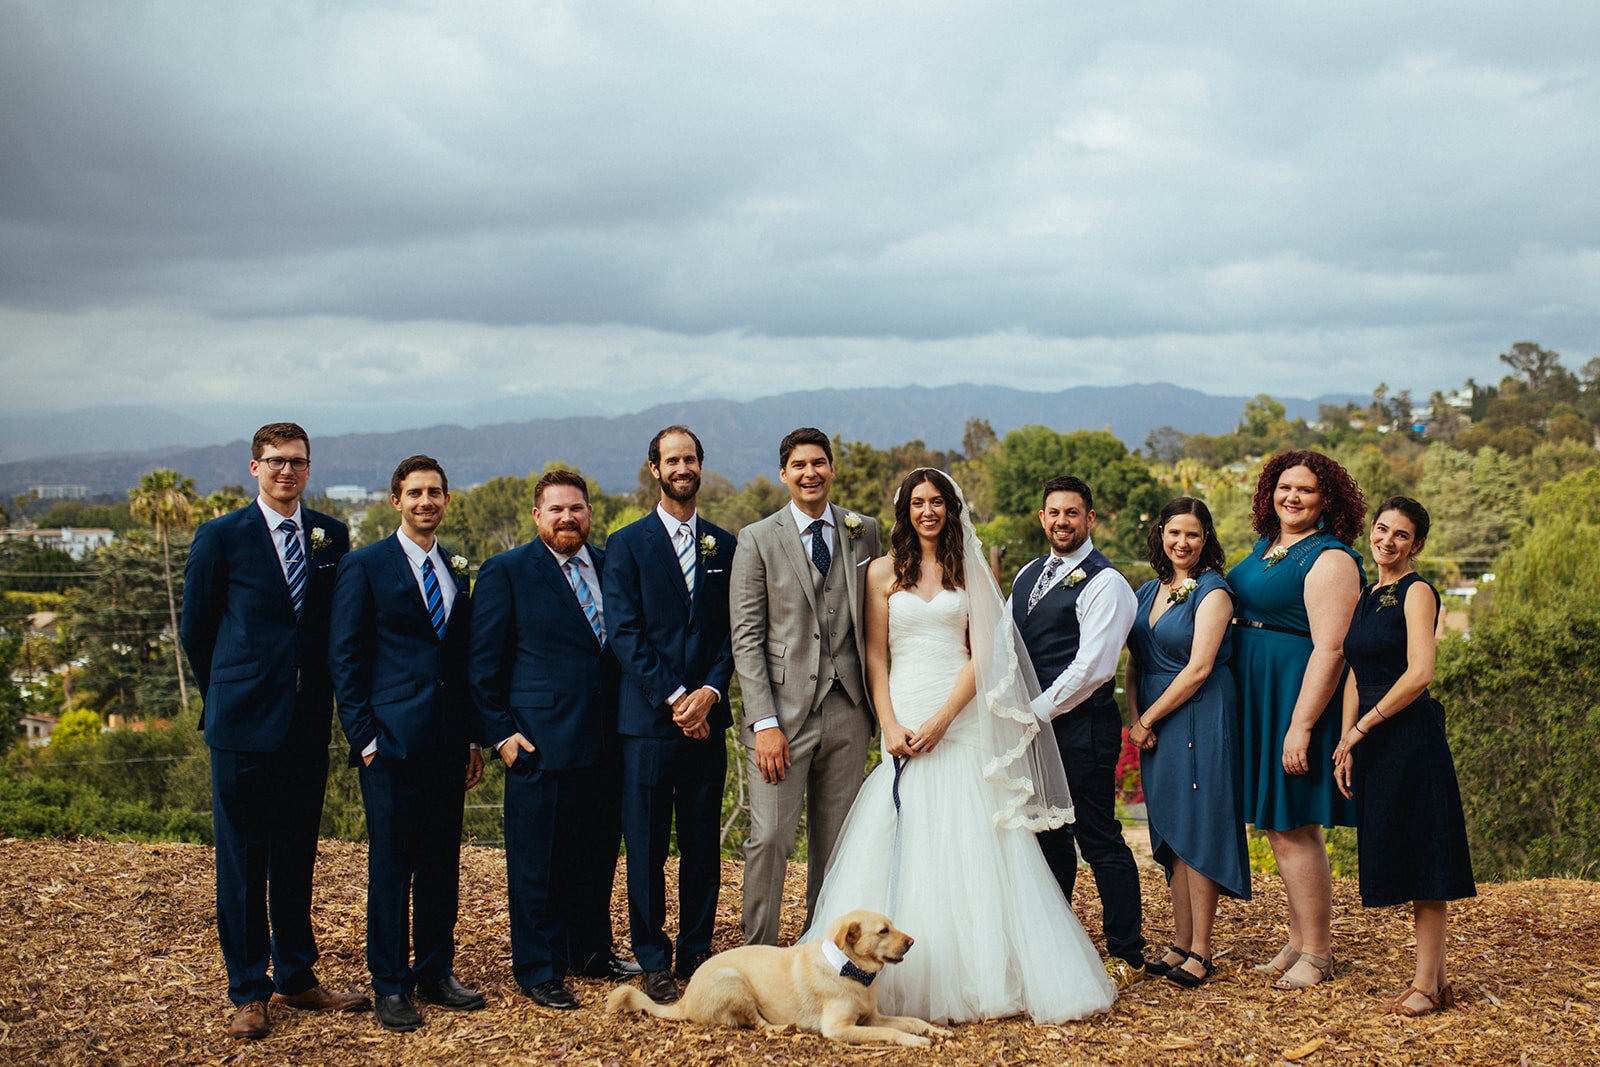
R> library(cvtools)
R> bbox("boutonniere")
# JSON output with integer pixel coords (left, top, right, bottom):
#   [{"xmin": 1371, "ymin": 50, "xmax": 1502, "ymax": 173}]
[
  {"xmin": 1263, "ymin": 544, "xmax": 1289, "ymax": 568},
  {"xmin": 449, "ymin": 555, "xmax": 469, "ymax": 578},
  {"xmin": 309, "ymin": 527, "xmax": 330, "ymax": 555},
  {"xmin": 698, "ymin": 533, "xmax": 718, "ymax": 559},
  {"xmin": 842, "ymin": 512, "xmax": 865, "ymax": 541},
  {"xmin": 1375, "ymin": 586, "xmax": 1398, "ymax": 611},
  {"xmin": 1167, "ymin": 577, "xmax": 1199, "ymax": 604},
  {"xmin": 1061, "ymin": 567, "xmax": 1088, "ymax": 589}
]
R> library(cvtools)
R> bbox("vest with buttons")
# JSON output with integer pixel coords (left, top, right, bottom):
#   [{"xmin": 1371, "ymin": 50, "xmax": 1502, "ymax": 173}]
[
  {"xmin": 812, "ymin": 554, "xmax": 864, "ymax": 710},
  {"xmin": 1013, "ymin": 548, "xmax": 1119, "ymax": 714}
]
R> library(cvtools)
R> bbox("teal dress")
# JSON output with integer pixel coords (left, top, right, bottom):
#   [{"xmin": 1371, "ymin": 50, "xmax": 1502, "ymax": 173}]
[
  {"xmin": 1128, "ymin": 570, "xmax": 1250, "ymax": 899},
  {"xmin": 1226, "ymin": 532, "xmax": 1363, "ymax": 832}
]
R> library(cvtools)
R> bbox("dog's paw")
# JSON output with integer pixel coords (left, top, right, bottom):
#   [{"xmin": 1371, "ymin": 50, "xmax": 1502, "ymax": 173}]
[
  {"xmin": 926, "ymin": 1024, "xmax": 954, "ymax": 1039},
  {"xmin": 894, "ymin": 1034, "xmax": 932, "ymax": 1048}
]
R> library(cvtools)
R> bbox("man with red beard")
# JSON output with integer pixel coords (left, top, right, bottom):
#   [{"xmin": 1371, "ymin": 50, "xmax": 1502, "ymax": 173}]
[{"xmin": 468, "ymin": 468, "xmax": 637, "ymax": 1010}]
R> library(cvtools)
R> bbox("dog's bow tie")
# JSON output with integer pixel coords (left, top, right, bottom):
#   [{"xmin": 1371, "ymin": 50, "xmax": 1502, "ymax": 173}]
[{"xmin": 820, "ymin": 938, "xmax": 877, "ymax": 987}]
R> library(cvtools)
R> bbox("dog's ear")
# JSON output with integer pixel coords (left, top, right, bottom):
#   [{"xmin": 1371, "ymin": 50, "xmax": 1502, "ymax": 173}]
[{"xmin": 843, "ymin": 920, "xmax": 861, "ymax": 946}]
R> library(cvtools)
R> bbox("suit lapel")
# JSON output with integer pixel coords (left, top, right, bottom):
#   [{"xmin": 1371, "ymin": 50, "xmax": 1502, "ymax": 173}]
[
  {"xmin": 832, "ymin": 504, "xmax": 862, "ymax": 632},
  {"xmin": 246, "ymin": 505, "xmax": 297, "ymax": 617},
  {"xmin": 532, "ymin": 543, "xmax": 599, "ymax": 641},
  {"xmin": 384, "ymin": 536, "xmax": 439, "ymax": 637},
  {"xmin": 645, "ymin": 515, "xmax": 692, "ymax": 609},
  {"xmin": 774, "ymin": 510, "xmax": 824, "ymax": 622}
]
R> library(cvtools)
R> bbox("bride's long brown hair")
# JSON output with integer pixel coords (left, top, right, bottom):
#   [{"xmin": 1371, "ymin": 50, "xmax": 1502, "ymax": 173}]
[{"xmin": 890, "ymin": 468, "xmax": 966, "ymax": 593}]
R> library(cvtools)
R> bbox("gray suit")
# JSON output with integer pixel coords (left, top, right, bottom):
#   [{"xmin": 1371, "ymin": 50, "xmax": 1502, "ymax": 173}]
[{"xmin": 731, "ymin": 503, "xmax": 880, "ymax": 944}]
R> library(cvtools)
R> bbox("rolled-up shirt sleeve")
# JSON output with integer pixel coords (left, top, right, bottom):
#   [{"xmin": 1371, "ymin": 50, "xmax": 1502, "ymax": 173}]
[{"xmin": 1029, "ymin": 569, "xmax": 1137, "ymax": 721}]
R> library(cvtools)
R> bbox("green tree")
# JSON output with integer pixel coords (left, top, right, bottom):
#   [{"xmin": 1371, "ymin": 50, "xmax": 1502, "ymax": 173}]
[
  {"xmin": 128, "ymin": 470, "xmax": 199, "ymax": 712},
  {"xmin": 69, "ymin": 533, "xmax": 186, "ymax": 719},
  {"xmin": 50, "ymin": 706, "xmax": 101, "ymax": 746},
  {"xmin": 987, "ymin": 427, "xmax": 1163, "ymax": 557},
  {"xmin": 451, "ymin": 474, "xmax": 534, "ymax": 559}
]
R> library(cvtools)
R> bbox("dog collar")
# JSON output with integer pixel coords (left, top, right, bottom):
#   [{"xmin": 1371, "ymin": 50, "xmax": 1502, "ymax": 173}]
[{"xmin": 820, "ymin": 938, "xmax": 877, "ymax": 987}]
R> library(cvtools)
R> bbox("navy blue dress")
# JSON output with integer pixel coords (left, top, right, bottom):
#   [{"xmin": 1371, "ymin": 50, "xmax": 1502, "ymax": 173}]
[
  {"xmin": 1129, "ymin": 571, "xmax": 1251, "ymax": 900},
  {"xmin": 1343, "ymin": 573, "xmax": 1475, "ymax": 907}
]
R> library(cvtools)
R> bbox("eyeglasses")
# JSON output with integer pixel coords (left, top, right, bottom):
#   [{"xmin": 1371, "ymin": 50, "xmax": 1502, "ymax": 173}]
[{"xmin": 259, "ymin": 457, "xmax": 310, "ymax": 473}]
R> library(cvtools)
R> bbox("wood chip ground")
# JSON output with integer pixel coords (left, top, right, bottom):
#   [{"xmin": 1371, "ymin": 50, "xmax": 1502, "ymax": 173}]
[{"xmin": 1, "ymin": 838, "xmax": 1595, "ymax": 1065}]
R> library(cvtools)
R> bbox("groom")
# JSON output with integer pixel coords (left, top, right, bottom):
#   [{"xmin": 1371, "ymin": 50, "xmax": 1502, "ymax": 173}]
[
  {"xmin": 1011, "ymin": 475, "xmax": 1147, "ymax": 976},
  {"xmin": 731, "ymin": 427, "xmax": 881, "ymax": 945}
]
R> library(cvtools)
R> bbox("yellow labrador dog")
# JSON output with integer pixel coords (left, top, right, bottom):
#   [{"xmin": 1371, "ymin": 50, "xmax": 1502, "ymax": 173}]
[{"xmin": 607, "ymin": 910, "xmax": 951, "ymax": 1047}]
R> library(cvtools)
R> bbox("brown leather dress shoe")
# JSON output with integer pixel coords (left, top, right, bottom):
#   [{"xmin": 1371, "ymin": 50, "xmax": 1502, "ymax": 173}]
[
  {"xmin": 228, "ymin": 1001, "xmax": 270, "ymax": 1039},
  {"xmin": 272, "ymin": 984, "xmax": 372, "ymax": 1012}
]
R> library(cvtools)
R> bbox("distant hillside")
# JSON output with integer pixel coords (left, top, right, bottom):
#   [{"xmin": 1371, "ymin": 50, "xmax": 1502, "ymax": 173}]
[{"xmin": 0, "ymin": 383, "xmax": 1346, "ymax": 497}]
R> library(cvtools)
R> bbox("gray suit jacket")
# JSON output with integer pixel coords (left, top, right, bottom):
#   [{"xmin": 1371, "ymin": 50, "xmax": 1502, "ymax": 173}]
[{"xmin": 731, "ymin": 503, "xmax": 881, "ymax": 738}]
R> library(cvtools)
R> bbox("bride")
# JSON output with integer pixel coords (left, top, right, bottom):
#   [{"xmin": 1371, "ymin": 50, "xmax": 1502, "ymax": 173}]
[{"xmin": 802, "ymin": 468, "xmax": 1116, "ymax": 1024}]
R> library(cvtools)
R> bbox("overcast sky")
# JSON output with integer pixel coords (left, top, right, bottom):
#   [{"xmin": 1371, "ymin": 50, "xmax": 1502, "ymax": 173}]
[{"xmin": 2, "ymin": 2, "xmax": 1596, "ymax": 435}]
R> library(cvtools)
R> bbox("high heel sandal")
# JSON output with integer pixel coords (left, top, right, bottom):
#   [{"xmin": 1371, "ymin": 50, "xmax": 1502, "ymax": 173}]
[
  {"xmin": 1168, "ymin": 951, "xmax": 1213, "ymax": 989},
  {"xmin": 1145, "ymin": 945, "xmax": 1188, "ymax": 979},
  {"xmin": 1252, "ymin": 943, "xmax": 1300, "ymax": 974},
  {"xmin": 1272, "ymin": 951, "xmax": 1333, "ymax": 990}
]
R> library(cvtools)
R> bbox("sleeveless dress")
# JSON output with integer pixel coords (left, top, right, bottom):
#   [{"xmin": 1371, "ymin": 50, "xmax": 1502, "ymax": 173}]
[
  {"xmin": 1128, "ymin": 571, "xmax": 1251, "ymax": 899},
  {"xmin": 1227, "ymin": 532, "xmax": 1363, "ymax": 831},
  {"xmin": 1343, "ymin": 573, "xmax": 1476, "ymax": 907},
  {"xmin": 804, "ymin": 588, "xmax": 1116, "ymax": 1024}
]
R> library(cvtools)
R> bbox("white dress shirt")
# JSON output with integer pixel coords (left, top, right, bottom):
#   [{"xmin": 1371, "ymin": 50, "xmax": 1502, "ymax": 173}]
[
  {"xmin": 256, "ymin": 496, "xmax": 306, "ymax": 585},
  {"xmin": 1008, "ymin": 537, "xmax": 1137, "ymax": 722},
  {"xmin": 654, "ymin": 503, "xmax": 719, "ymax": 705}
]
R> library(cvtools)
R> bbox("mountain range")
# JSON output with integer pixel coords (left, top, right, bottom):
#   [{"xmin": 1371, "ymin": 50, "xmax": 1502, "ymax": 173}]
[{"xmin": 0, "ymin": 383, "xmax": 1353, "ymax": 499}]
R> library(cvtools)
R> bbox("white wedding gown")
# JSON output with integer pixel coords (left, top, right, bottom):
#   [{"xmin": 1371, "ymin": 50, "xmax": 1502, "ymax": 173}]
[{"xmin": 804, "ymin": 589, "xmax": 1116, "ymax": 1024}]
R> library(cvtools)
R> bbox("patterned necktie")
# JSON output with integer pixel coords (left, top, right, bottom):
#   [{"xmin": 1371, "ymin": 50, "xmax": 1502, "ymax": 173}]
[
  {"xmin": 421, "ymin": 556, "xmax": 447, "ymax": 639},
  {"xmin": 809, "ymin": 518, "xmax": 831, "ymax": 577},
  {"xmin": 566, "ymin": 557, "xmax": 605, "ymax": 644},
  {"xmin": 675, "ymin": 523, "xmax": 696, "ymax": 598},
  {"xmin": 1027, "ymin": 556, "xmax": 1063, "ymax": 614},
  {"xmin": 280, "ymin": 518, "xmax": 306, "ymax": 616}
]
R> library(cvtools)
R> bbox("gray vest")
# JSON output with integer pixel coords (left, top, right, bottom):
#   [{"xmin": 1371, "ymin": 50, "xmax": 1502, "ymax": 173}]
[{"xmin": 812, "ymin": 560, "xmax": 864, "ymax": 711}]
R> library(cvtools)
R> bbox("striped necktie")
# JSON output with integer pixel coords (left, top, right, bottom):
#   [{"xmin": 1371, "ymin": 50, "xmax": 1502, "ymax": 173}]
[
  {"xmin": 280, "ymin": 518, "xmax": 306, "ymax": 616},
  {"xmin": 566, "ymin": 557, "xmax": 605, "ymax": 644},
  {"xmin": 675, "ymin": 523, "xmax": 696, "ymax": 598},
  {"xmin": 421, "ymin": 556, "xmax": 447, "ymax": 639},
  {"xmin": 1027, "ymin": 556, "xmax": 1063, "ymax": 614}
]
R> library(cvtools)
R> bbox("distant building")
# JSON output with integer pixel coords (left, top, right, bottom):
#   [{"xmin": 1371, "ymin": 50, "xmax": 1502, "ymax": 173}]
[
  {"xmin": 0, "ymin": 527, "xmax": 116, "ymax": 560},
  {"xmin": 27, "ymin": 485, "xmax": 90, "ymax": 501},
  {"xmin": 324, "ymin": 485, "xmax": 380, "ymax": 504},
  {"xmin": 21, "ymin": 713, "xmax": 59, "ymax": 746}
]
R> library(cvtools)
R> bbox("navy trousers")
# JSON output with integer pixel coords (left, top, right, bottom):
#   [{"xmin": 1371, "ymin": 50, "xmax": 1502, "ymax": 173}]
[
  {"xmin": 1036, "ymin": 699, "xmax": 1147, "ymax": 965},
  {"xmin": 357, "ymin": 752, "xmax": 466, "ymax": 995},
  {"xmin": 618, "ymin": 732, "xmax": 726, "ymax": 973},
  {"xmin": 210, "ymin": 738, "xmax": 330, "ymax": 1006}
]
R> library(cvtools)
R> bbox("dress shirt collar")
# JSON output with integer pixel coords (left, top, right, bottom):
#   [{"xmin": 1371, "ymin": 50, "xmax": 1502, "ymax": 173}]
[
  {"xmin": 256, "ymin": 495, "xmax": 303, "ymax": 533},
  {"xmin": 655, "ymin": 502, "xmax": 698, "ymax": 540},
  {"xmin": 1047, "ymin": 536, "xmax": 1097, "ymax": 573},
  {"xmin": 544, "ymin": 541, "xmax": 596, "ymax": 571},
  {"xmin": 789, "ymin": 500, "xmax": 833, "ymax": 532},
  {"xmin": 395, "ymin": 528, "xmax": 440, "ymax": 569}
]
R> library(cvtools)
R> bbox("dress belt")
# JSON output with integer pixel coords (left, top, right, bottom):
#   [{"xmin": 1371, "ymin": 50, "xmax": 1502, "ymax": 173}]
[{"xmin": 1231, "ymin": 617, "xmax": 1312, "ymax": 639}]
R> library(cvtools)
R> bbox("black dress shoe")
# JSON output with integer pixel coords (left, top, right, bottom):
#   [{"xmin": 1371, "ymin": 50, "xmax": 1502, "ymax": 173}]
[
  {"xmin": 640, "ymin": 970, "xmax": 680, "ymax": 1004},
  {"xmin": 375, "ymin": 993, "xmax": 423, "ymax": 1033},
  {"xmin": 524, "ymin": 980, "xmax": 579, "ymax": 1010},
  {"xmin": 673, "ymin": 951, "xmax": 712, "ymax": 982},
  {"xmin": 572, "ymin": 952, "xmax": 644, "ymax": 981},
  {"xmin": 415, "ymin": 976, "xmax": 486, "ymax": 1011}
]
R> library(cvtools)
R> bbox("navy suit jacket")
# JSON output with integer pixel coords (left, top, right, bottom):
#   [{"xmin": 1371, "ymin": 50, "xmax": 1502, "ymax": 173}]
[
  {"xmin": 327, "ymin": 535, "xmax": 477, "ymax": 763},
  {"xmin": 467, "ymin": 541, "xmax": 618, "ymax": 771},
  {"xmin": 601, "ymin": 513, "xmax": 736, "ymax": 739},
  {"xmin": 181, "ymin": 503, "xmax": 348, "ymax": 752}
]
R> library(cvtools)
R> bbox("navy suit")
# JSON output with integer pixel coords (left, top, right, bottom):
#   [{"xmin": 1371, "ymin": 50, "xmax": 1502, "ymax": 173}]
[
  {"xmin": 328, "ymin": 534, "xmax": 477, "ymax": 997},
  {"xmin": 601, "ymin": 513, "xmax": 735, "ymax": 972},
  {"xmin": 467, "ymin": 541, "xmax": 623, "ymax": 989},
  {"xmin": 181, "ymin": 502, "xmax": 348, "ymax": 1006}
]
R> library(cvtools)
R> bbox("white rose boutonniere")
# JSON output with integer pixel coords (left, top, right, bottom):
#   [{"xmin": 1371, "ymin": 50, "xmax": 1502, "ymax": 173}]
[
  {"xmin": 842, "ymin": 512, "xmax": 865, "ymax": 541},
  {"xmin": 309, "ymin": 527, "xmax": 330, "ymax": 555},
  {"xmin": 449, "ymin": 555, "xmax": 469, "ymax": 578},
  {"xmin": 1167, "ymin": 577, "xmax": 1199, "ymax": 605},
  {"xmin": 1061, "ymin": 567, "xmax": 1089, "ymax": 589},
  {"xmin": 1263, "ymin": 544, "xmax": 1289, "ymax": 568},
  {"xmin": 699, "ymin": 533, "xmax": 718, "ymax": 559}
]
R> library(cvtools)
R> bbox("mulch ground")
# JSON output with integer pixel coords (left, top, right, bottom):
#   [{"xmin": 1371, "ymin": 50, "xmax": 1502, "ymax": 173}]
[{"xmin": 1, "ymin": 838, "xmax": 1595, "ymax": 1066}]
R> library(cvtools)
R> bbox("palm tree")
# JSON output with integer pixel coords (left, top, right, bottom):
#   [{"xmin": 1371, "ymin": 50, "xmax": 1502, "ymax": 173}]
[{"xmin": 129, "ymin": 469, "xmax": 198, "ymax": 712}]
